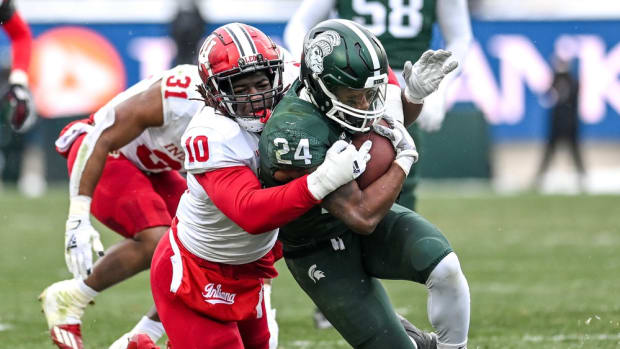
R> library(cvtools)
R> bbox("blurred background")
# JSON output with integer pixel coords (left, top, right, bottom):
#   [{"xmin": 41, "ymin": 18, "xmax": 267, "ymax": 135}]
[
  {"xmin": 1, "ymin": 1, "xmax": 619, "ymax": 348},
  {"xmin": 0, "ymin": 0, "xmax": 618, "ymax": 197}
]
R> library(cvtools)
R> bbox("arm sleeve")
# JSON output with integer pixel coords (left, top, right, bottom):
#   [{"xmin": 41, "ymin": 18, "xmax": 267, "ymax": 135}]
[
  {"xmin": 283, "ymin": 0, "xmax": 335, "ymax": 59},
  {"xmin": 431, "ymin": 0, "xmax": 473, "ymax": 107},
  {"xmin": 68, "ymin": 108, "xmax": 116, "ymax": 197},
  {"xmin": 2, "ymin": 11, "xmax": 32, "ymax": 74},
  {"xmin": 386, "ymin": 66, "xmax": 404, "ymax": 123},
  {"xmin": 387, "ymin": 66, "xmax": 401, "ymax": 87},
  {"xmin": 436, "ymin": 0, "xmax": 473, "ymax": 78},
  {"xmin": 195, "ymin": 166, "xmax": 321, "ymax": 234}
]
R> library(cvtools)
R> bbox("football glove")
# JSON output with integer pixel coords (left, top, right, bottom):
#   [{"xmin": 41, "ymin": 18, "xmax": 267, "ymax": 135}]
[
  {"xmin": 373, "ymin": 119, "xmax": 418, "ymax": 176},
  {"xmin": 2, "ymin": 70, "xmax": 36, "ymax": 133},
  {"xmin": 403, "ymin": 49, "xmax": 458, "ymax": 104},
  {"xmin": 64, "ymin": 196, "xmax": 105, "ymax": 279},
  {"xmin": 307, "ymin": 139, "xmax": 372, "ymax": 200}
]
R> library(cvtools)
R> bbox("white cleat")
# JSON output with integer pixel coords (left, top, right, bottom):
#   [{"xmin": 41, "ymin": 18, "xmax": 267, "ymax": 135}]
[
  {"xmin": 39, "ymin": 280, "xmax": 90, "ymax": 349},
  {"xmin": 39, "ymin": 280, "xmax": 87, "ymax": 328}
]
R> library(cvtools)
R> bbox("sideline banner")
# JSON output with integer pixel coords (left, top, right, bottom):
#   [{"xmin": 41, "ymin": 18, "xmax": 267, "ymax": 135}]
[{"xmin": 1, "ymin": 20, "xmax": 618, "ymax": 141}]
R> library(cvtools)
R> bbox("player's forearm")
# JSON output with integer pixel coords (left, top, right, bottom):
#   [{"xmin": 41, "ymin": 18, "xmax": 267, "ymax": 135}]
[
  {"xmin": 324, "ymin": 163, "xmax": 405, "ymax": 234},
  {"xmin": 356, "ymin": 163, "xmax": 406, "ymax": 230},
  {"xmin": 68, "ymin": 109, "xmax": 122, "ymax": 197},
  {"xmin": 402, "ymin": 91, "xmax": 424, "ymax": 127},
  {"xmin": 71, "ymin": 137, "xmax": 109, "ymax": 198},
  {"xmin": 73, "ymin": 88, "xmax": 163, "ymax": 196},
  {"xmin": 3, "ymin": 12, "xmax": 32, "ymax": 73},
  {"xmin": 195, "ymin": 167, "xmax": 320, "ymax": 234}
]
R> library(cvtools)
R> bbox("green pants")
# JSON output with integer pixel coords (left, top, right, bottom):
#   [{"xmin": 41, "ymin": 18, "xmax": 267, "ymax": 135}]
[{"xmin": 284, "ymin": 204, "xmax": 452, "ymax": 348}]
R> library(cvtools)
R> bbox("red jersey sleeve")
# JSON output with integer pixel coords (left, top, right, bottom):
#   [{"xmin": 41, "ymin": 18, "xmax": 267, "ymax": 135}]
[
  {"xmin": 3, "ymin": 11, "xmax": 32, "ymax": 73},
  {"xmin": 194, "ymin": 166, "xmax": 321, "ymax": 235},
  {"xmin": 387, "ymin": 66, "xmax": 401, "ymax": 87}
]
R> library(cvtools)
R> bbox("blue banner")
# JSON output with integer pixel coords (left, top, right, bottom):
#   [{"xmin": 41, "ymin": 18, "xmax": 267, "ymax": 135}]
[{"xmin": 1, "ymin": 20, "xmax": 619, "ymax": 141}]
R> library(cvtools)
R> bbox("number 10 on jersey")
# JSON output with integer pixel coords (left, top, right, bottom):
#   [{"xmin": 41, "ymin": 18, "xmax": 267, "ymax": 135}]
[{"xmin": 185, "ymin": 135, "xmax": 209, "ymax": 163}]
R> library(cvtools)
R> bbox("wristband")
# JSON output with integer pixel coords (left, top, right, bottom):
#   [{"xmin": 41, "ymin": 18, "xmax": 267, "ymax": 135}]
[
  {"xmin": 404, "ymin": 86, "xmax": 424, "ymax": 104},
  {"xmin": 69, "ymin": 195, "xmax": 92, "ymax": 217}
]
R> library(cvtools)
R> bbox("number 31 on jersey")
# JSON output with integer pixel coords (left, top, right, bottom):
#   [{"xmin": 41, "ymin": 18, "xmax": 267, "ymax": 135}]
[{"xmin": 164, "ymin": 75, "xmax": 191, "ymax": 99}]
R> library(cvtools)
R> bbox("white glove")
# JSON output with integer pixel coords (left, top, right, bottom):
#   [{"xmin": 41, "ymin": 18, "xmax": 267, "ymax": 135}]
[
  {"xmin": 403, "ymin": 49, "xmax": 458, "ymax": 104},
  {"xmin": 65, "ymin": 195, "xmax": 105, "ymax": 279},
  {"xmin": 373, "ymin": 119, "xmax": 419, "ymax": 176},
  {"xmin": 307, "ymin": 139, "xmax": 372, "ymax": 200},
  {"xmin": 415, "ymin": 88, "xmax": 447, "ymax": 132}
]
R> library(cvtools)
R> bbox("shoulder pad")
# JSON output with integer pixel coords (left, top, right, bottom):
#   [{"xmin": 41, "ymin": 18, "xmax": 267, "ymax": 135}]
[{"xmin": 161, "ymin": 65, "xmax": 203, "ymax": 123}]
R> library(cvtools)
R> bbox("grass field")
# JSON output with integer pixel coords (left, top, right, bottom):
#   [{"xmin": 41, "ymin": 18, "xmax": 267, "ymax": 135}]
[{"xmin": 1, "ymin": 186, "xmax": 619, "ymax": 348}]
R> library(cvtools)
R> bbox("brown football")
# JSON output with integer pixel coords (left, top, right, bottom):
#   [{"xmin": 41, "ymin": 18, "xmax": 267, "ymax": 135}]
[{"xmin": 350, "ymin": 119, "xmax": 396, "ymax": 189}]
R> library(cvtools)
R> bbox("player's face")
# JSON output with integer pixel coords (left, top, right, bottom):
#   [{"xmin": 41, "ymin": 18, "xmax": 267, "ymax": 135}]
[
  {"xmin": 231, "ymin": 71, "xmax": 274, "ymax": 116},
  {"xmin": 333, "ymin": 86, "xmax": 378, "ymax": 111}
]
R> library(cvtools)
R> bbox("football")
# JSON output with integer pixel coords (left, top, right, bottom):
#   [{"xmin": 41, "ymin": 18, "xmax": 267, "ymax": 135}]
[{"xmin": 350, "ymin": 119, "xmax": 396, "ymax": 189}]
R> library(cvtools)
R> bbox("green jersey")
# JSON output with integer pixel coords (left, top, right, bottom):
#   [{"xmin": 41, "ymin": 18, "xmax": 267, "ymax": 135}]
[
  {"xmin": 335, "ymin": 0, "xmax": 436, "ymax": 68},
  {"xmin": 259, "ymin": 80, "xmax": 350, "ymax": 249}
]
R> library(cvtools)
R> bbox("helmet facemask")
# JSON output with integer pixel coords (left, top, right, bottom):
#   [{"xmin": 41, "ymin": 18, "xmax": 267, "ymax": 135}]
[
  {"xmin": 316, "ymin": 74, "xmax": 387, "ymax": 133},
  {"xmin": 197, "ymin": 23, "xmax": 285, "ymax": 133},
  {"xmin": 206, "ymin": 57, "xmax": 284, "ymax": 132},
  {"xmin": 300, "ymin": 19, "xmax": 391, "ymax": 134}
]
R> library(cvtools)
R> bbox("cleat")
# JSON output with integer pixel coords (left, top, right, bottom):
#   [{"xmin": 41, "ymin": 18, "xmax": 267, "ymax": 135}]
[
  {"xmin": 312, "ymin": 308, "xmax": 333, "ymax": 330},
  {"xmin": 127, "ymin": 334, "xmax": 160, "ymax": 349},
  {"xmin": 40, "ymin": 280, "xmax": 90, "ymax": 349},
  {"xmin": 397, "ymin": 314, "xmax": 437, "ymax": 349},
  {"xmin": 39, "ymin": 280, "xmax": 87, "ymax": 328},
  {"xmin": 50, "ymin": 324, "xmax": 83, "ymax": 349}
]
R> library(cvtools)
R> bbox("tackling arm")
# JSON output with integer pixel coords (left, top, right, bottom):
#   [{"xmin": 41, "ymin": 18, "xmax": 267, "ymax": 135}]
[{"xmin": 194, "ymin": 167, "xmax": 320, "ymax": 235}]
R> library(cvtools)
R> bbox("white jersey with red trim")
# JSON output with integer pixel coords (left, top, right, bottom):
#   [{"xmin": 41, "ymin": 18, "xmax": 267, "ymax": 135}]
[
  {"xmin": 175, "ymin": 108, "xmax": 277, "ymax": 264},
  {"xmin": 97, "ymin": 64, "xmax": 203, "ymax": 173}
]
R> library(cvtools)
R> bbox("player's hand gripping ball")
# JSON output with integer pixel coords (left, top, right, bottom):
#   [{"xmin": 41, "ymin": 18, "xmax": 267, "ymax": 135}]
[{"xmin": 350, "ymin": 119, "xmax": 396, "ymax": 189}]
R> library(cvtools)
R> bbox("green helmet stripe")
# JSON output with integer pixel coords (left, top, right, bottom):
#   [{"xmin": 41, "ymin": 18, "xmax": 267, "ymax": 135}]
[{"xmin": 333, "ymin": 19, "xmax": 381, "ymax": 77}]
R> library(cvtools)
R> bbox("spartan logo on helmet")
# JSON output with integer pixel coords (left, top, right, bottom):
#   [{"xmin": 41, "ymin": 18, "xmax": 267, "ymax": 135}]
[
  {"xmin": 304, "ymin": 30, "xmax": 341, "ymax": 75},
  {"xmin": 300, "ymin": 19, "xmax": 389, "ymax": 133}
]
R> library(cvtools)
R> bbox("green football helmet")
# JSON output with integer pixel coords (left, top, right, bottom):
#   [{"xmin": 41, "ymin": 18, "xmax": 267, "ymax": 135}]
[{"xmin": 300, "ymin": 19, "xmax": 389, "ymax": 133}]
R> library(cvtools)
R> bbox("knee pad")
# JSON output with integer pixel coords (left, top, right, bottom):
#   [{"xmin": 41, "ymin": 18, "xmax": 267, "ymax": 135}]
[
  {"xmin": 425, "ymin": 252, "xmax": 470, "ymax": 346},
  {"xmin": 426, "ymin": 252, "xmax": 464, "ymax": 287}
]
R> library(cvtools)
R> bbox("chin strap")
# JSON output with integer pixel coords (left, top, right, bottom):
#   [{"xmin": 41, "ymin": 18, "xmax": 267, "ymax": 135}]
[
  {"xmin": 234, "ymin": 109, "xmax": 271, "ymax": 133},
  {"xmin": 234, "ymin": 116, "xmax": 266, "ymax": 133}
]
